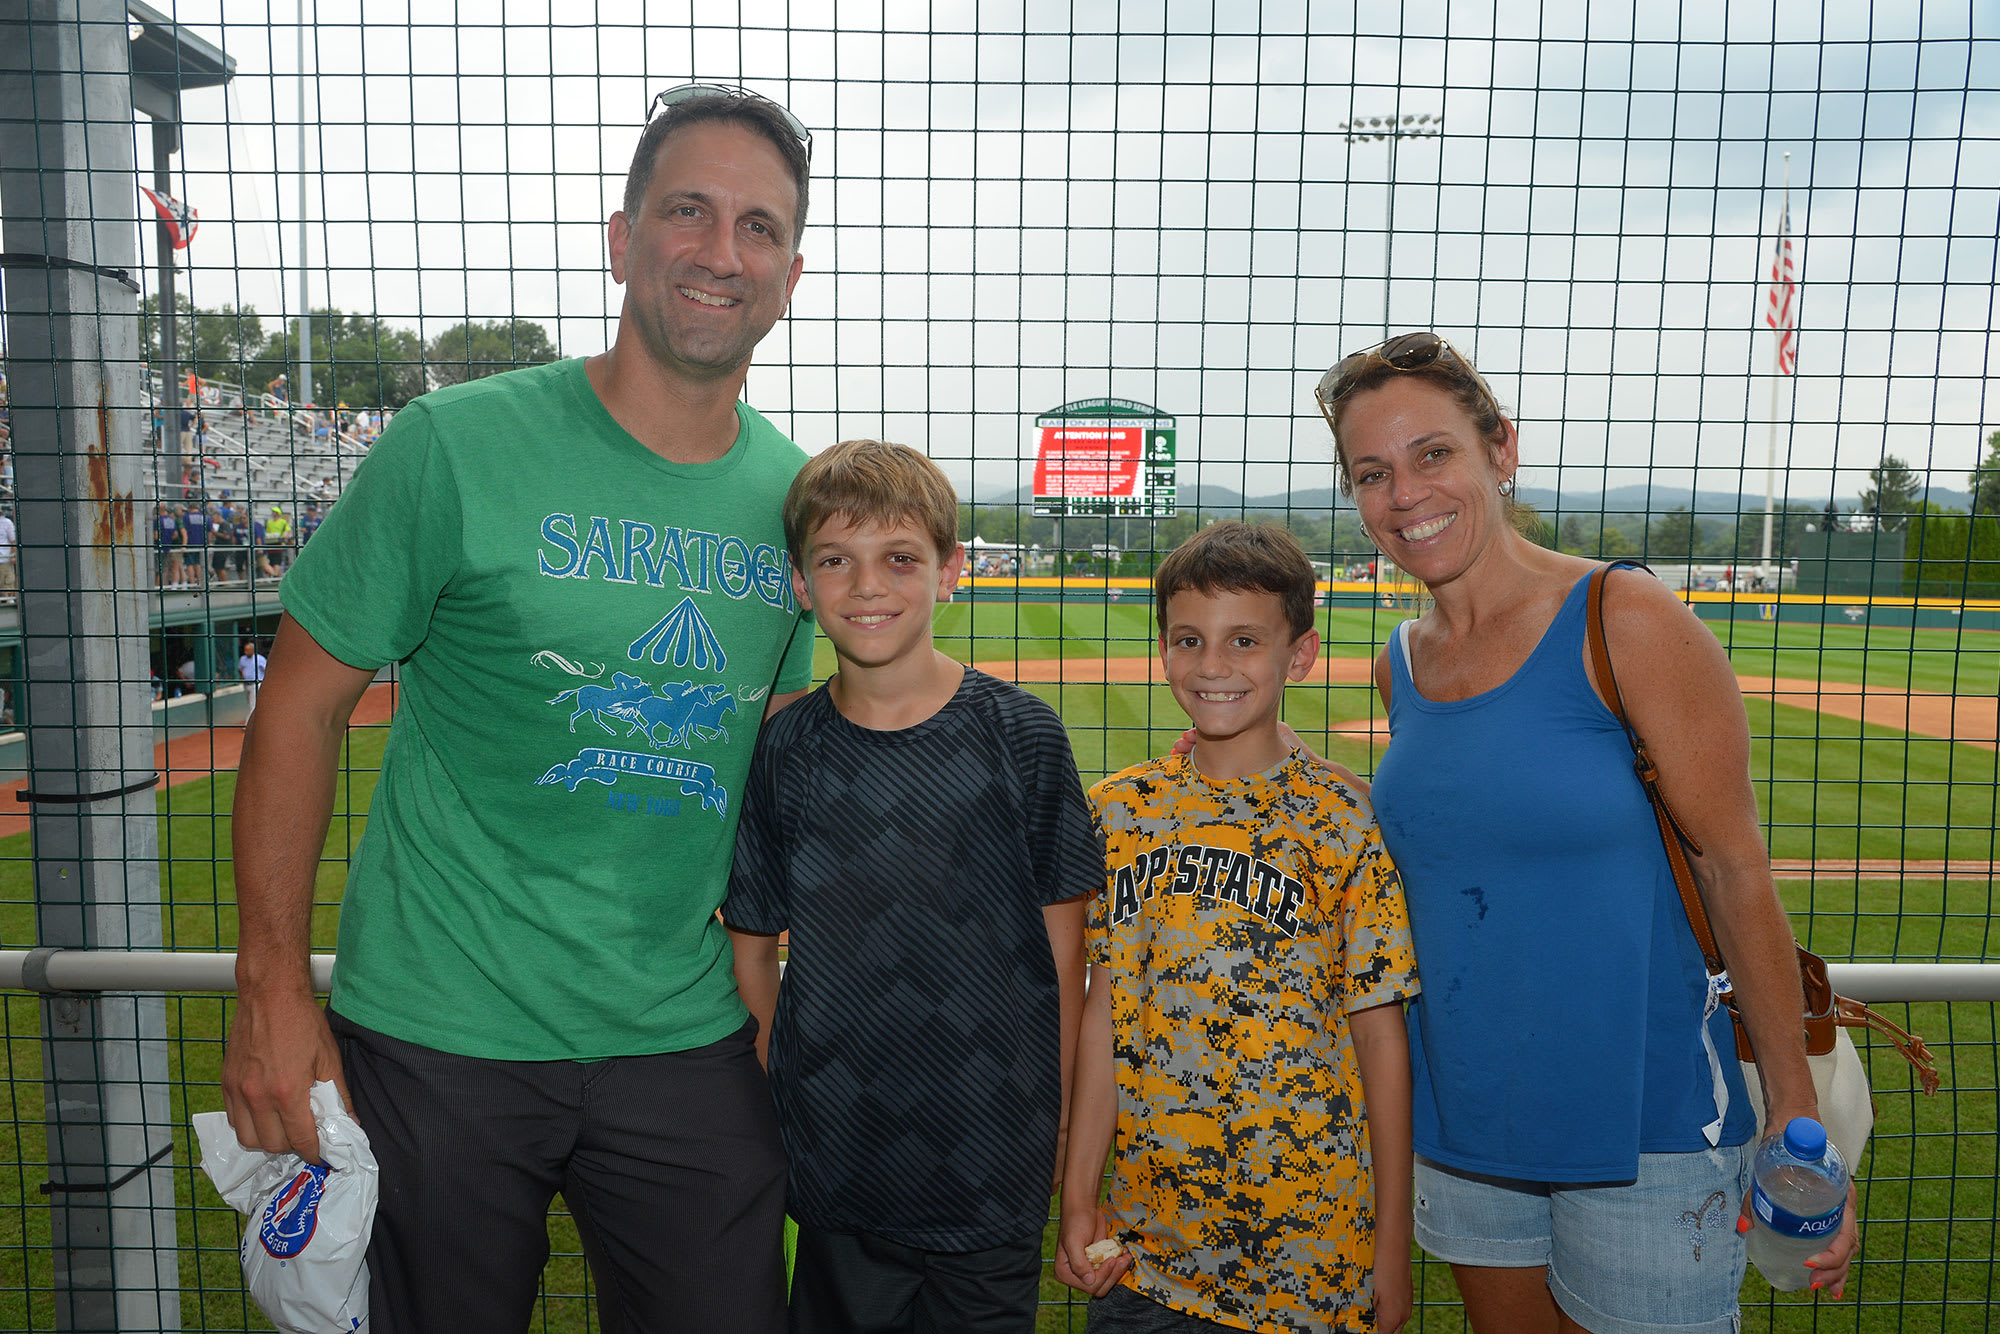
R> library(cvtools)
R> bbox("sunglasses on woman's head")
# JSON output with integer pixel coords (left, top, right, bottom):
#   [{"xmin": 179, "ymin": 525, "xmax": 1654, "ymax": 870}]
[
  {"xmin": 649, "ymin": 82, "xmax": 814, "ymax": 162},
  {"xmin": 1314, "ymin": 331, "xmax": 1497, "ymax": 434},
  {"xmin": 1315, "ymin": 332, "xmax": 1455, "ymax": 408}
]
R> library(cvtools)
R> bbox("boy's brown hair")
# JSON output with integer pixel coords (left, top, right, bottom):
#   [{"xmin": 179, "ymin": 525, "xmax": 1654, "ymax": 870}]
[
  {"xmin": 783, "ymin": 439, "xmax": 960, "ymax": 564},
  {"xmin": 1153, "ymin": 521, "xmax": 1317, "ymax": 640}
]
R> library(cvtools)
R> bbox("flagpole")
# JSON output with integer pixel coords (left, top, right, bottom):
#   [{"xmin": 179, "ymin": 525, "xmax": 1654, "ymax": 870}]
[
  {"xmin": 298, "ymin": 0, "xmax": 313, "ymax": 411},
  {"xmin": 1759, "ymin": 153, "xmax": 1790, "ymax": 584},
  {"xmin": 152, "ymin": 119, "xmax": 183, "ymax": 499}
]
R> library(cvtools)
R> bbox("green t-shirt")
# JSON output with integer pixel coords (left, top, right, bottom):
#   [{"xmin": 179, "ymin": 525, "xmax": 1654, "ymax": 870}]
[{"xmin": 283, "ymin": 358, "xmax": 816, "ymax": 1060}]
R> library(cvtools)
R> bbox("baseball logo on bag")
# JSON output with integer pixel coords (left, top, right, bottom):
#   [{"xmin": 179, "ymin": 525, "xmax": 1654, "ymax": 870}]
[{"xmin": 258, "ymin": 1162, "xmax": 332, "ymax": 1259}]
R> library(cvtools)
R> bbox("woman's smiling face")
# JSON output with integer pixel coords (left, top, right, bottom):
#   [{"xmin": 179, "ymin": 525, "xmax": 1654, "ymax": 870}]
[{"xmin": 1338, "ymin": 375, "xmax": 1519, "ymax": 588}]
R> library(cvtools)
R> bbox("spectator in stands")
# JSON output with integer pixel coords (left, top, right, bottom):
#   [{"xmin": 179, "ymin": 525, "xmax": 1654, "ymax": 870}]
[
  {"xmin": 209, "ymin": 504, "xmax": 235, "ymax": 584},
  {"xmin": 238, "ymin": 638, "xmax": 267, "ymax": 712},
  {"xmin": 238, "ymin": 504, "xmax": 255, "ymax": 580},
  {"xmin": 181, "ymin": 499, "xmax": 209, "ymax": 588},
  {"xmin": 266, "ymin": 373, "xmax": 288, "ymax": 417},
  {"xmin": 263, "ymin": 506, "xmax": 294, "ymax": 576},
  {"xmin": 180, "ymin": 400, "xmax": 196, "ymax": 458},
  {"xmin": 0, "ymin": 505, "xmax": 16, "ymax": 600},
  {"xmin": 249, "ymin": 508, "xmax": 268, "ymax": 579},
  {"xmin": 157, "ymin": 504, "xmax": 182, "ymax": 587},
  {"xmin": 299, "ymin": 503, "xmax": 323, "ymax": 546},
  {"xmin": 173, "ymin": 657, "xmax": 196, "ymax": 696}
]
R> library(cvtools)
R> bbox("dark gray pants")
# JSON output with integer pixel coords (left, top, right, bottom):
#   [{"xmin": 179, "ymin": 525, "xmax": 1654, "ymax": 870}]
[
  {"xmin": 788, "ymin": 1222, "xmax": 1044, "ymax": 1334},
  {"xmin": 330, "ymin": 1010, "xmax": 787, "ymax": 1334},
  {"xmin": 1085, "ymin": 1284, "xmax": 1245, "ymax": 1334}
]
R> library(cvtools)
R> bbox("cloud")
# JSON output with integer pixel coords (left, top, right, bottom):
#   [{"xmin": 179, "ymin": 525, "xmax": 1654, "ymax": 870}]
[{"xmin": 60, "ymin": 0, "xmax": 1997, "ymax": 504}]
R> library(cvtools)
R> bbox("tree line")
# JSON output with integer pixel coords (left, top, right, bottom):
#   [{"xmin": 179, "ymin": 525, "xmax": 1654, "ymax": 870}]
[
  {"xmin": 961, "ymin": 430, "xmax": 2000, "ymax": 584},
  {"xmin": 1902, "ymin": 428, "xmax": 2000, "ymax": 597},
  {"xmin": 142, "ymin": 297, "xmax": 559, "ymax": 409},
  {"xmin": 958, "ymin": 502, "xmax": 1822, "ymax": 572}
]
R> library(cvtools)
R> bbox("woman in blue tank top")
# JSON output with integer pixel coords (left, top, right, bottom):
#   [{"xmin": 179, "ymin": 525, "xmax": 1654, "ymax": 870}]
[{"xmin": 1310, "ymin": 333, "xmax": 1858, "ymax": 1332}]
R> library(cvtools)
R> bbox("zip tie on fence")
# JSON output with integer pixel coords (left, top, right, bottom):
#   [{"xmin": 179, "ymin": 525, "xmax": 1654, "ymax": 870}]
[
  {"xmin": 0, "ymin": 251, "xmax": 143, "ymax": 295},
  {"xmin": 16, "ymin": 774, "xmax": 161, "ymax": 805},
  {"xmin": 37, "ymin": 1142, "xmax": 174, "ymax": 1197}
]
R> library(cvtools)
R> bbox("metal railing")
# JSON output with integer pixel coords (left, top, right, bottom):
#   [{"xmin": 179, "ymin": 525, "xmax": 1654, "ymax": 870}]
[{"xmin": 0, "ymin": 956, "xmax": 1993, "ymax": 1330}]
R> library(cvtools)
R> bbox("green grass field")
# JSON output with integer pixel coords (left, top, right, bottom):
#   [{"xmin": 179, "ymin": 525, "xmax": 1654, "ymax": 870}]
[
  {"xmin": 927, "ymin": 599, "xmax": 2000, "ymax": 697},
  {"xmin": 0, "ymin": 602, "xmax": 1993, "ymax": 1329}
]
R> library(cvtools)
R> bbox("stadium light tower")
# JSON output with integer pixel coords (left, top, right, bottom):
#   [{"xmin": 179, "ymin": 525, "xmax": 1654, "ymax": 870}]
[{"xmin": 1340, "ymin": 111, "xmax": 1444, "ymax": 337}]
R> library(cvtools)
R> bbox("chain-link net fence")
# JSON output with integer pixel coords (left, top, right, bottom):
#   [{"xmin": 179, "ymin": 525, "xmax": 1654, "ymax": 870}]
[{"xmin": 0, "ymin": 0, "xmax": 1995, "ymax": 1328}]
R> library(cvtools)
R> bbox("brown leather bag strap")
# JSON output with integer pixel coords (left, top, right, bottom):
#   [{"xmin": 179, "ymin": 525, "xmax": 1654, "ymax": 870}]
[
  {"xmin": 1583, "ymin": 563, "xmax": 1723, "ymax": 975},
  {"xmin": 1835, "ymin": 996, "xmax": 1943, "ymax": 1095},
  {"xmin": 1586, "ymin": 565, "xmax": 1942, "ymax": 1093}
]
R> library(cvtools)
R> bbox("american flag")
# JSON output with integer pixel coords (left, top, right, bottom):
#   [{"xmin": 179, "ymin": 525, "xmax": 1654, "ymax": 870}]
[{"xmin": 1763, "ymin": 195, "xmax": 1798, "ymax": 374}]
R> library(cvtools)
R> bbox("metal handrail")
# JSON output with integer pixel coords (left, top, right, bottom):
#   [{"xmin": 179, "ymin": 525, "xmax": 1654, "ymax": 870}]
[
  {"xmin": 0, "ymin": 949, "xmax": 335, "ymax": 993},
  {"xmin": 0, "ymin": 950, "xmax": 1994, "ymax": 1002}
]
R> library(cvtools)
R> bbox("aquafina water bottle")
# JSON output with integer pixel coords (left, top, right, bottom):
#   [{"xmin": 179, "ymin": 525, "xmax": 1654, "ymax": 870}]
[{"xmin": 1747, "ymin": 1116, "xmax": 1849, "ymax": 1291}]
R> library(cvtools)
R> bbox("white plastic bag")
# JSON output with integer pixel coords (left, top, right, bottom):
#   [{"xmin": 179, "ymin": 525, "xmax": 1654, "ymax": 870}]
[{"xmin": 193, "ymin": 1081, "xmax": 378, "ymax": 1334}]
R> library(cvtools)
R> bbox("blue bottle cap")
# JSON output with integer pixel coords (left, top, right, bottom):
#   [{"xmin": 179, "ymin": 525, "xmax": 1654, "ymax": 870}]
[{"xmin": 1783, "ymin": 1116, "xmax": 1828, "ymax": 1160}]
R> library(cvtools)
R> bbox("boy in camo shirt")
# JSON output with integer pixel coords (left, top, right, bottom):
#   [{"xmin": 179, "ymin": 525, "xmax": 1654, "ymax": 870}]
[{"xmin": 1056, "ymin": 521, "xmax": 1420, "ymax": 1334}]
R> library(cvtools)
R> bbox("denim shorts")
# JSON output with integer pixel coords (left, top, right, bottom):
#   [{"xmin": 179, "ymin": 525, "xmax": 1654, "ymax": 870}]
[{"xmin": 1413, "ymin": 1146, "xmax": 1753, "ymax": 1334}]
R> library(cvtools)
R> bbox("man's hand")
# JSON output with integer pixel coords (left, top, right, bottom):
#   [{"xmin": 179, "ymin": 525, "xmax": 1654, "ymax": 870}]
[
  {"xmin": 222, "ymin": 615, "xmax": 373, "ymax": 1164},
  {"xmin": 221, "ymin": 983, "xmax": 350, "ymax": 1163},
  {"xmin": 1054, "ymin": 1205, "xmax": 1131, "ymax": 1298}
]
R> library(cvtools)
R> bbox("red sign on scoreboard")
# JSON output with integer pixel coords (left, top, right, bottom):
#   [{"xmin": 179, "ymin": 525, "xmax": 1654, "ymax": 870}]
[
  {"xmin": 1032, "ymin": 425, "xmax": 1145, "ymax": 498},
  {"xmin": 1030, "ymin": 399, "xmax": 1176, "ymax": 517}
]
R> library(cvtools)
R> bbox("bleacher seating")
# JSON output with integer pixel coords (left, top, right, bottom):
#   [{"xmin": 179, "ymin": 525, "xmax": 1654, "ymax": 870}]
[{"xmin": 142, "ymin": 371, "xmax": 373, "ymax": 506}]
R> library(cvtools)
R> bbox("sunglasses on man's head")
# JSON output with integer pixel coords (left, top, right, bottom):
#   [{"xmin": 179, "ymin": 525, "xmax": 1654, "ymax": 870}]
[{"xmin": 649, "ymin": 82, "xmax": 813, "ymax": 162}]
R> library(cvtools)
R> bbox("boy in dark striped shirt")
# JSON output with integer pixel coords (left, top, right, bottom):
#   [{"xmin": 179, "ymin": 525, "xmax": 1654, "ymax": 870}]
[{"xmin": 723, "ymin": 438, "xmax": 1098, "ymax": 1333}]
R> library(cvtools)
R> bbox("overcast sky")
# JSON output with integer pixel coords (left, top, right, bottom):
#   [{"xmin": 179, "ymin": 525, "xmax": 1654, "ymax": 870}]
[{"xmin": 62, "ymin": 0, "xmax": 2000, "ymax": 504}]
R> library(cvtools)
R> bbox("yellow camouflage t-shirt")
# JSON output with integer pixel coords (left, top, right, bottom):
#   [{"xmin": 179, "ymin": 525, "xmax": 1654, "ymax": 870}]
[{"xmin": 1088, "ymin": 750, "xmax": 1419, "ymax": 1333}]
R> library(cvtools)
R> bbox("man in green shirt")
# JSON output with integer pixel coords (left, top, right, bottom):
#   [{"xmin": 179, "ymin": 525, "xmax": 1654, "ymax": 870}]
[{"xmin": 221, "ymin": 86, "xmax": 816, "ymax": 1332}]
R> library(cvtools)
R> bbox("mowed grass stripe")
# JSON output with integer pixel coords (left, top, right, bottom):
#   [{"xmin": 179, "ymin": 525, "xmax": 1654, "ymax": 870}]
[{"xmin": 933, "ymin": 600, "xmax": 2000, "ymax": 694}]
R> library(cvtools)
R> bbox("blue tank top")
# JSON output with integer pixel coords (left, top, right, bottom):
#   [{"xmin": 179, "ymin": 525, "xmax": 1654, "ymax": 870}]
[{"xmin": 1371, "ymin": 570, "xmax": 1754, "ymax": 1182}]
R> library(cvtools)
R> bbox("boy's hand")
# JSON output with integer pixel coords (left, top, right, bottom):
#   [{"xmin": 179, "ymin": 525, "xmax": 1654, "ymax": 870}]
[
  {"xmin": 1372, "ymin": 1251, "xmax": 1413, "ymax": 1333},
  {"xmin": 1055, "ymin": 1206, "xmax": 1130, "ymax": 1297}
]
